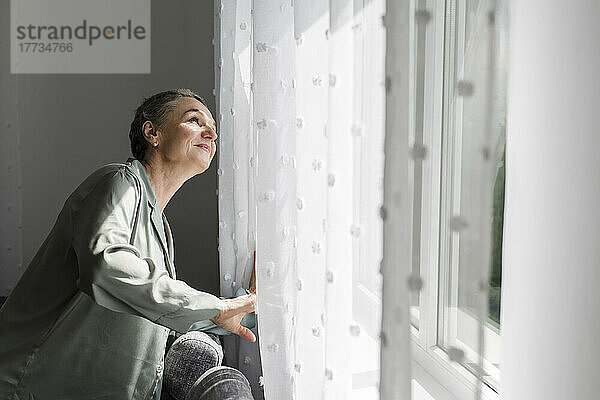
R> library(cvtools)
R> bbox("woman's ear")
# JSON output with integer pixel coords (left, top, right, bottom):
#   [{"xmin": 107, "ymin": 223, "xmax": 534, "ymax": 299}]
[{"xmin": 142, "ymin": 121, "xmax": 157, "ymax": 144}]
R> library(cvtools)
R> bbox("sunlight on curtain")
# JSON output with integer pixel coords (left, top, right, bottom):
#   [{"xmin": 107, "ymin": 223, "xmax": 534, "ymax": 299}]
[
  {"xmin": 216, "ymin": 0, "xmax": 503, "ymax": 399},
  {"xmin": 215, "ymin": 1, "xmax": 263, "ymax": 399},
  {"xmin": 216, "ymin": 0, "xmax": 386, "ymax": 398}
]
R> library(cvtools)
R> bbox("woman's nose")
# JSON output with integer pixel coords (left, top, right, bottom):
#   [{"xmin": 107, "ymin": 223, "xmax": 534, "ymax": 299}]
[{"xmin": 202, "ymin": 127, "xmax": 218, "ymax": 142}]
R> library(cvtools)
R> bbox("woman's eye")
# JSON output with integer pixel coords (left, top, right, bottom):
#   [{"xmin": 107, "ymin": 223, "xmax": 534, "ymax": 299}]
[{"xmin": 190, "ymin": 117, "xmax": 203, "ymax": 126}]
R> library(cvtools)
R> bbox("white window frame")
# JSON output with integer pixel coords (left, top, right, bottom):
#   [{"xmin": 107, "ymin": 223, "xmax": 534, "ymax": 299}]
[{"xmin": 409, "ymin": 0, "xmax": 501, "ymax": 399}]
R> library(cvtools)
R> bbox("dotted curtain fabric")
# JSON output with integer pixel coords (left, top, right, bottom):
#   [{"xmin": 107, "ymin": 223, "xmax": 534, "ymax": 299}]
[
  {"xmin": 379, "ymin": 1, "xmax": 412, "ymax": 399},
  {"xmin": 215, "ymin": 0, "xmax": 383, "ymax": 399},
  {"xmin": 252, "ymin": 0, "xmax": 298, "ymax": 398},
  {"xmin": 379, "ymin": 0, "xmax": 503, "ymax": 398},
  {"xmin": 216, "ymin": 0, "xmax": 502, "ymax": 399},
  {"xmin": 214, "ymin": 1, "xmax": 264, "ymax": 399}
]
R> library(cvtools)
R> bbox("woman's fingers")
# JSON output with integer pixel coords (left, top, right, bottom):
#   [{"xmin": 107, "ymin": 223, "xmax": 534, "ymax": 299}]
[
  {"xmin": 220, "ymin": 295, "xmax": 255, "ymax": 318},
  {"xmin": 244, "ymin": 293, "xmax": 256, "ymax": 313},
  {"xmin": 210, "ymin": 296, "xmax": 256, "ymax": 342},
  {"xmin": 231, "ymin": 293, "xmax": 255, "ymax": 314},
  {"xmin": 237, "ymin": 325, "xmax": 256, "ymax": 343}
]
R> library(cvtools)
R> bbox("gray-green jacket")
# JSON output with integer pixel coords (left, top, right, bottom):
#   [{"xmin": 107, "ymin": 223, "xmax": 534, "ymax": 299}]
[{"xmin": 0, "ymin": 158, "xmax": 224, "ymax": 399}]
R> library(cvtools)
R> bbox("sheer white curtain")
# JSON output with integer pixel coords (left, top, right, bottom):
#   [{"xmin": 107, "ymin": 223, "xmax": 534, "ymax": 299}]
[
  {"xmin": 380, "ymin": 0, "xmax": 412, "ymax": 398},
  {"xmin": 214, "ymin": 1, "xmax": 264, "ymax": 399},
  {"xmin": 215, "ymin": 0, "xmax": 386, "ymax": 399},
  {"xmin": 215, "ymin": 0, "xmax": 502, "ymax": 399}
]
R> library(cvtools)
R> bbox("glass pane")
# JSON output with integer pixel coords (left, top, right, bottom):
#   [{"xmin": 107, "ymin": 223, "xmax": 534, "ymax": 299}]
[
  {"xmin": 489, "ymin": 148, "xmax": 505, "ymax": 327},
  {"xmin": 438, "ymin": 0, "xmax": 508, "ymax": 391}
]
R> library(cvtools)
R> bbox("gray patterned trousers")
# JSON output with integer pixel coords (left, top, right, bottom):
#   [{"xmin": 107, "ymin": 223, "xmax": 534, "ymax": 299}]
[{"xmin": 160, "ymin": 331, "xmax": 254, "ymax": 400}]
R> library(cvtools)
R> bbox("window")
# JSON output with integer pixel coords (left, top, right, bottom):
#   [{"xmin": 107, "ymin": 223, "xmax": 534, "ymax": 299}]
[{"xmin": 409, "ymin": 0, "xmax": 508, "ymax": 398}]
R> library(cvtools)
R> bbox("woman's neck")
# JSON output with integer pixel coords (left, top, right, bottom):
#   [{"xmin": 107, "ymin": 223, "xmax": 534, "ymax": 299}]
[{"xmin": 140, "ymin": 157, "xmax": 190, "ymax": 213}]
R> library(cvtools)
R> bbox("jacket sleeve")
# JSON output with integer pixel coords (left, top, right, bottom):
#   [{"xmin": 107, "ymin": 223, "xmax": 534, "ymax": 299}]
[{"xmin": 71, "ymin": 168, "xmax": 223, "ymax": 333}]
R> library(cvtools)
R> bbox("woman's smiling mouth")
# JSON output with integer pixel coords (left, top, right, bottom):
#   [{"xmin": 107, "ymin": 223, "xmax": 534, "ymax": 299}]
[{"xmin": 193, "ymin": 143, "xmax": 210, "ymax": 153}]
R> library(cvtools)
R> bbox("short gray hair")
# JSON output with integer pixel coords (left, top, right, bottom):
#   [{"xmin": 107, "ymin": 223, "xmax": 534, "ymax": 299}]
[{"xmin": 129, "ymin": 88, "xmax": 208, "ymax": 160}]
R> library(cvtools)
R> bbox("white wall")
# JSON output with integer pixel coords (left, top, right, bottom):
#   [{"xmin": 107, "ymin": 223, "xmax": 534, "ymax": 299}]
[
  {"xmin": 502, "ymin": 1, "xmax": 600, "ymax": 398},
  {"xmin": 0, "ymin": 0, "xmax": 221, "ymax": 297}
]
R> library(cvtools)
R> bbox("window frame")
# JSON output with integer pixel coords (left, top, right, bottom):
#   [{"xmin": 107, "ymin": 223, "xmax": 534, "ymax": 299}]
[{"xmin": 409, "ymin": 0, "xmax": 501, "ymax": 398}]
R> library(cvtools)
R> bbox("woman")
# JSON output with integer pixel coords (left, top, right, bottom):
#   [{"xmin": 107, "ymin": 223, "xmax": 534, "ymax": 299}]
[{"xmin": 0, "ymin": 89, "xmax": 256, "ymax": 399}]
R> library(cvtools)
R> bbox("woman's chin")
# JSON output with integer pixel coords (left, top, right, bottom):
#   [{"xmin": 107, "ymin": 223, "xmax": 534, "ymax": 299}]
[
  {"xmin": 194, "ymin": 160, "xmax": 210, "ymax": 174},
  {"xmin": 188, "ymin": 155, "xmax": 211, "ymax": 174}
]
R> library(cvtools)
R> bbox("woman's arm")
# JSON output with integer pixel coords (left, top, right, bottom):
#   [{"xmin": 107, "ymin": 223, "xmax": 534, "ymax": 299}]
[{"xmin": 71, "ymin": 168, "xmax": 224, "ymax": 334}]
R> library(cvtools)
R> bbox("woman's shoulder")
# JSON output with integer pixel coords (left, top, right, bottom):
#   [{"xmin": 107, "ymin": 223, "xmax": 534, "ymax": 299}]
[{"xmin": 66, "ymin": 160, "xmax": 141, "ymax": 207}]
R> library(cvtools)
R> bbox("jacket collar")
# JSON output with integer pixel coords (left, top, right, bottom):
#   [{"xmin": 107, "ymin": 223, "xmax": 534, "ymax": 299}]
[
  {"xmin": 126, "ymin": 158, "xmax": 176, "ymax": 279},
  {"xmin": 127, "ymin": 157, "xmax": 158, "ymax": 209},
  {"xmin": 127, "ymin": 157, "xmax": 156, "ymax": 209}
]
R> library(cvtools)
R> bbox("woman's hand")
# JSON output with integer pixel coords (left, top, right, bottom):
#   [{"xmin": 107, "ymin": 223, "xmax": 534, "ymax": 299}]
[
  {"xmin": 210, "ymin": 293, "xmax": 256, "ymax": 342},
  {"xmin": 210, "ymin": 250, "xmax": 258, "ymax": 342}
]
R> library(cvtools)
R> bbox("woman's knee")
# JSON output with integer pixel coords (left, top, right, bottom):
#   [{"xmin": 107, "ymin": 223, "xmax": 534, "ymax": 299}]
[
  {"xmin": 185, "ymin": 366, "xmax": 253, "ymax": 400},
  {"xmin": 163, "ymin": 331, "xmax": 224, "ymax": 399}
]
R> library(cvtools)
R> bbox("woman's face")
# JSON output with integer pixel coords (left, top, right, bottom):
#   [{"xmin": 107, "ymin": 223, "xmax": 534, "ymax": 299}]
[{"xmin": 152, "ymin": 97, "xmax": 218, "ymax": 175}]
